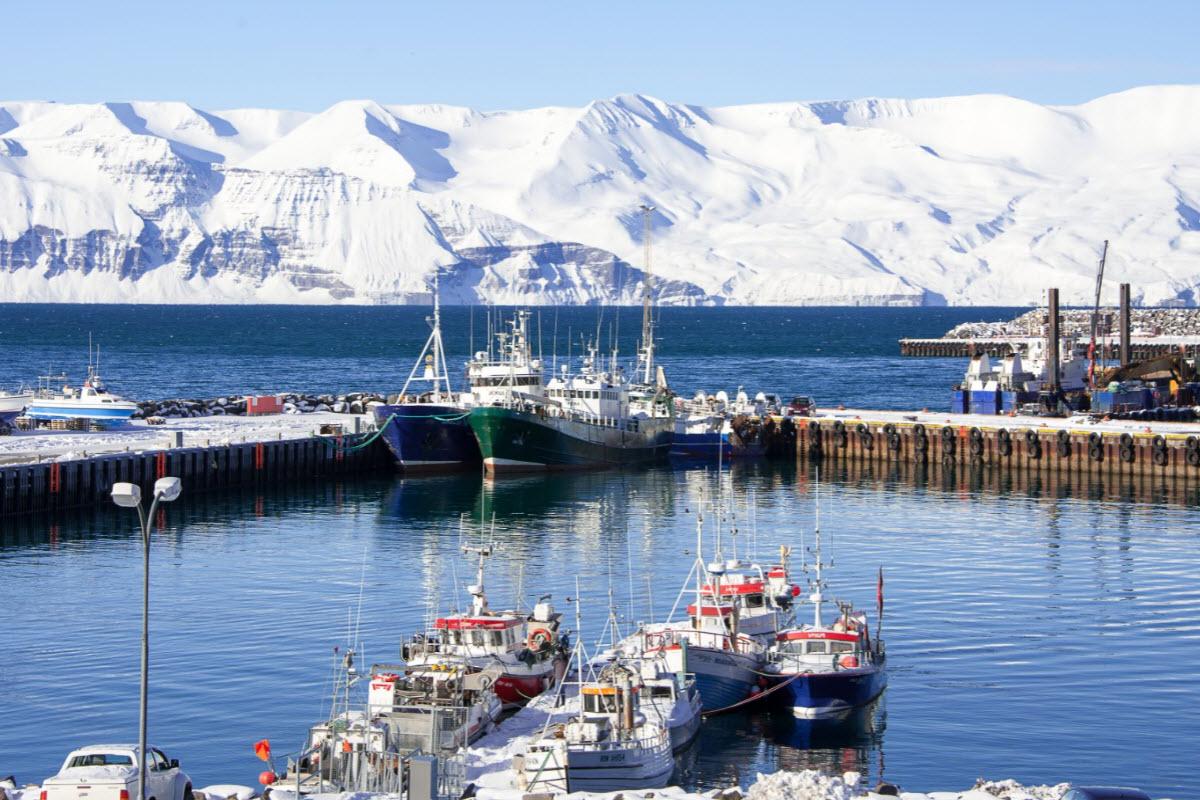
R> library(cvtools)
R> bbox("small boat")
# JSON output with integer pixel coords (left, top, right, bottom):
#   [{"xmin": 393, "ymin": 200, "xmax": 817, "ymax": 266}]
[
  {"xmin": 402, "ymin": 543, "xmax": 569, "ymax": 708},
  {"xmin": 0, "ymin": 389, "xmax": 32, "ymax": 428},
  {"xmin": 520, "ymin": 661, "xmax": 677, "ymax": 793},
  {"xmin": 763, "ymin": 494, "xmax": 886, "ymax": 718},
  {"xmin": 25, "ymin": 369, "xmax": 138, "ymax": 422}
]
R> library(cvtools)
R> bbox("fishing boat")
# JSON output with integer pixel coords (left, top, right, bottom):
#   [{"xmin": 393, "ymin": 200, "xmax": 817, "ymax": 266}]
[
  {"xmin": 372, "ymin": 277, "xmax": 544, "ymax": 471},
  {"xmin": 763, "ymin": 496, "xmax": 886, "ymax": 718},
  {"xmin": 25, "ymin": 357, "xmax": 139, "ymax": 424},
  {"xmin": 520, "ymin": 660, "xmax": 677, "ymax": 793},
  {"xmin": 468, "ymin": 345, "xmax": 673, "ymax": 472},
  {"xmin": 366, "ymin": 660, "xmax": 504, "ymax": 752},
  {"xmin": 622, "ymin": 510, "xmax": 799, "ymax": 711},
  {"xmin": 401, "ymin": 543, "xmax": 569, "ymax": 708},
  {"xmin": 0, "ymin": 389, "xmax": 32, "ymax": 428},
  {"xmin": 270, "ymin": 646, "xmax": 499, "ymax": 795},
  {"xmin": 670, "ymin": 389, "xmax": 780, "ymax": 460}
]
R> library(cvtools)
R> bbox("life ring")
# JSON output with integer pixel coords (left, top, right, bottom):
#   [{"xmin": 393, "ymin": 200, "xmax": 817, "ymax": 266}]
[{"xmin": 528, "ymin": 627, "xmax": 553, "ymax": 650}]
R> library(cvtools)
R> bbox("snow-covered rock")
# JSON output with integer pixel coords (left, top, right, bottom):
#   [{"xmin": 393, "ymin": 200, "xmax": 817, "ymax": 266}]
[{"xmin": 5, "ymin": 88, "xmax": 1200, "ymax": 306}]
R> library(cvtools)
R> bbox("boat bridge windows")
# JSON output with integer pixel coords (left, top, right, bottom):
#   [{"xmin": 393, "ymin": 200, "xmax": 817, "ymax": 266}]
[
  {"xmin": 775, "ymin": 639, "xmax": 855, "ymax": 656},
  {"xmin": 474, "ymin": 376, "xmax": 541, "ymax": 387}
]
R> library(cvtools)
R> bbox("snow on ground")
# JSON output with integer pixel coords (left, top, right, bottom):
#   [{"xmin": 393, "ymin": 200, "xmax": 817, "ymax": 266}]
[
  {"xmin": 815, "ymin": 407, "xmax": 1200, "ymax": 437},
  {"xmin": 0, "ymin": 412, "xmax": 373, "ymax": 466}
]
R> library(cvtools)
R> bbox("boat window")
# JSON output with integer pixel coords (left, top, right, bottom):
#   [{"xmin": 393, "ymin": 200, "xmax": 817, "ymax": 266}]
[
  {"xmin": 649, "ymin": 686, "xmax": 672, "ymax": 697},
  {"xmin": 806, "ymin": 641, "xmax": 828, "ymax": 655},
  {"xmin": 831, "ymin": 642, "xmax": 854, "ymax": 653},
  {"xmin": 745, "ymin": 594, "xmax": 765, "ymax": 608},
  {"xmin": 489, "ymin": 631, "xmax": 503, "ymax": 646}
]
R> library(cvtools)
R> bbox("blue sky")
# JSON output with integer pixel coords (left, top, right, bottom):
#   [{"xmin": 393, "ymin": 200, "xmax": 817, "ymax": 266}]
[{"xmin": 3, "ymin": 0, "xmax": 1199, "ymax": 111}]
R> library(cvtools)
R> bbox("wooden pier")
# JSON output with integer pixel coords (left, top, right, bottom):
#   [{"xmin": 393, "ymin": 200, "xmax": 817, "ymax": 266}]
[
  {"xmin": 799, "ymin": 412, "xmax": 1200, "ymax": 483},
  {"xmin": 0, "ymin": 432, "xmax": 390, "ymax": 517}
]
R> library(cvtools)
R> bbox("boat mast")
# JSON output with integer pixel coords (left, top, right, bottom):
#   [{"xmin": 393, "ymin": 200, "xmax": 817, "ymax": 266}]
[
  {"xmin": 810, "ymin": 479, "xmax": 827, "ymax": 629},
  {"xmin": 639, "ymin": 204, "xmax": 655, "ymax": 386},
  {"xmin": 462, "ymin": 541, "xmax": 492, "ymax": 617},
  {"xmin": 399, "ymin": 269, "xmax": 454, "ymax": 401}
]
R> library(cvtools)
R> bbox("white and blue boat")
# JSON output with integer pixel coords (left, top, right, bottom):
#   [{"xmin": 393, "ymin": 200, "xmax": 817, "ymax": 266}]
[
  {"xmin": 624, "ymin": 508, "xmax": 799, "ymax": 712},
  {"xmin": 25, "ymin": 354, "xmax": 139, "ymax": 424},
  {"xmin": 763, "ymin": 498, "xmax": 886, "ymax": 718}
]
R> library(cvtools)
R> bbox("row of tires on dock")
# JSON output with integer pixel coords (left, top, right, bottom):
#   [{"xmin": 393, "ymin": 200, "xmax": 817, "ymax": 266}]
[{"xmin": 805, "ymin": 419, "xmax": 1200, "ymax": 468}]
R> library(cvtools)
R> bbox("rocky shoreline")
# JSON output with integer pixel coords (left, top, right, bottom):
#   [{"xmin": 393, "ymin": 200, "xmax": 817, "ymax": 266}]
[
  {"xmin": 943, "ymin": 307, "xmax": 1200, "ymax": 340},
  {"xmin": 132, "ymin": 392, "xmax": 388, "ymax": 419}
]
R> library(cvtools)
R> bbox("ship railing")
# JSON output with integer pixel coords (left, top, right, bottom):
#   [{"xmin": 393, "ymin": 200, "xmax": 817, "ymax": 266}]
[
  {"xmin": 276, "ymin": 740, "xmax": 423, "ymax": 796},
  {"xmin": 641, "ymin": 628, "xmax": 767, "ymax": 656}
]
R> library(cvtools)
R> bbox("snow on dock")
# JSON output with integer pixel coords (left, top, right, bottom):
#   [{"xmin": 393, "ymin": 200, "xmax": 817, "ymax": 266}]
[{"xmin": 0, "ymin": 412, "xmax": 373, "ymax": 466}]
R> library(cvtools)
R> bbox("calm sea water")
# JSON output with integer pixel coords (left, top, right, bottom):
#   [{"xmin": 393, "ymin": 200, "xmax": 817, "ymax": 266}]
[{"xmin": 1, "ymin": 306, "xmax": 1198, "ymax": 798}]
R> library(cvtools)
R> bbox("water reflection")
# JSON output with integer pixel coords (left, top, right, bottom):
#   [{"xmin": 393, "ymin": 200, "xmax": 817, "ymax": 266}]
[{"xmin": 676, "ymin": 701, "xmax": 886, "ymax": 790}]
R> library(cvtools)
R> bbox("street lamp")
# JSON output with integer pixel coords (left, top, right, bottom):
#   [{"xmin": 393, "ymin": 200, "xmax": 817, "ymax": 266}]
[{"xmin": 112, "ymin": 477, "xmax": 183, "ymax": 800}]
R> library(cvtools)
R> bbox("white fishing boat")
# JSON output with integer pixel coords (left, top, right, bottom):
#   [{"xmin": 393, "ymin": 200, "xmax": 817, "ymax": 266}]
[
  {"xmin": 0, "ymin": 388, "xmax": 32, "ymax": 428},
  {"xmin": 402, "ymin": 542, "xmax": 570, "ymax": 708},
  {"xmin": 621, "ymin": 505, "xmax": 799, "ymax": 711},
  {"xmin": 26, "ymin": 342, "xmax": 138, "ymax": 423},
  {"xmin": 520, "ymin": 661, "xmax": 676, "ymax": 793}
]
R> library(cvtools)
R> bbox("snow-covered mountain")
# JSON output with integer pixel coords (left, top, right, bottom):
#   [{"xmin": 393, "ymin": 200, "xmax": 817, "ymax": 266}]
[{"xmin": 3, "ymin": 87, "xmax": 1200, "ymax": 306}]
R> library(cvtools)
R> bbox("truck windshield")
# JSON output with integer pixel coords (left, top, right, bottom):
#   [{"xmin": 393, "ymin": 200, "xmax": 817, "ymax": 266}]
[{"xmin": 68, "ymin": 754, "xmax": 134, "ymax": 768}]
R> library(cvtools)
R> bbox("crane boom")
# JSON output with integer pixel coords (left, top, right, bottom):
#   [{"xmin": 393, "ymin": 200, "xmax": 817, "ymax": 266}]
[{"xmin": 1088, "ymin": 240, "xmax": 1109, "ymax": 391}]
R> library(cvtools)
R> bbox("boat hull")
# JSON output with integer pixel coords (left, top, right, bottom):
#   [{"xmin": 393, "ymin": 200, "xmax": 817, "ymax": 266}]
[
  {"xmin": 657, "ymin": 644, "xmax": 763, "ymax": 712},
  {"xmin": 770, "ymin": 667, "xmax": 887, "ymax": 718},
  {"xmin": 526, "ymin": 738, "xmax": 675, "ymax": 793},
  {"xmin": 373, "ymin": 403, "xmax": 480, "ymax": 471},
  {"xmin": 669, "ymin": 431, "xmax": 767, "ymax": 460},
  {"xmin": 470, "ymin": 406, "xmax": 673, "ymax": 473},
  {"xmin": 25, "ymin": 401, "xmax": 137, "ymax": 422}
]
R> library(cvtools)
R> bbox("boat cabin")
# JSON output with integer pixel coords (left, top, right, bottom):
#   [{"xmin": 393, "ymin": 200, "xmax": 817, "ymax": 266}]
[{"xmin": 433, "ymin": 616, "xmax": 524, "ymax": 653}]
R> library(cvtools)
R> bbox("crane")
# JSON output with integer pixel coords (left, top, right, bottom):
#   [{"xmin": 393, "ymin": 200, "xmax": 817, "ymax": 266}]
[{"xmin": 1088, "ymin": 240, "xmax": 1109, "ymax": 392}]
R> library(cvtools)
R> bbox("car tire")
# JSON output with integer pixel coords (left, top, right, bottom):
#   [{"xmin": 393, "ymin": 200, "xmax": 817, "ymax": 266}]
[{"xmin": 184, "ymin": 785, "xmax": 194, "ymax": 800}]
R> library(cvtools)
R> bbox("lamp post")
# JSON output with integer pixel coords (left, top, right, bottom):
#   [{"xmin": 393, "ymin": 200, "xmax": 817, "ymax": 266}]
[{"xmin": 111, "ymin": 477, "xmax": 183, "ymax": 800}]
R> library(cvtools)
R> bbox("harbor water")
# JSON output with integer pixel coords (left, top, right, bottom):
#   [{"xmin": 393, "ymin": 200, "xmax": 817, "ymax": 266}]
[{"xmin": 1, "ymin": 305, "xmax": 1199, "ymax": 798}]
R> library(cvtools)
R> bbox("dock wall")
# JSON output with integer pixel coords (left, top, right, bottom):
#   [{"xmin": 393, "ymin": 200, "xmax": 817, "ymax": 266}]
[
  {"xmin": 898, "ymin": 339, "xmax": 1191, "ymax": 360},
  {"xmin": 799, "ymin": 418, "xmax": 1200, "ymax": 483},
  {"xmin": 0, "ymin": 433, "xmax": 390, "ymax": 517}
]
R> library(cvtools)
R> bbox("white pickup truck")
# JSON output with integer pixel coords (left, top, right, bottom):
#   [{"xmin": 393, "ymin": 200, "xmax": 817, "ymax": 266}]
[{"xmin": 40, "ymin": 745, "xmax": 193, "ymax": 800}]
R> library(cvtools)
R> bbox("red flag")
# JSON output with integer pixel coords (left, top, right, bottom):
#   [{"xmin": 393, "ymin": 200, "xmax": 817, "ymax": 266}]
[
  {"xmin": 254, "ymin": 740, "xmax": 271, "ymax": 762},
  {"xmin": 876, "ymin": 567, "xmax": 884, "ymax": 614},
  {"xmin": 342, "ymin": 740, "xmax": 352, "ymax": 753}
]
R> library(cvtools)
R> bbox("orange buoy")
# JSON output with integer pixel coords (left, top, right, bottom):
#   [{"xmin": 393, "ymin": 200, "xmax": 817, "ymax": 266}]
[{"xmin": 259, "ymin": 772, "xmax": 277, "ymax": 786}]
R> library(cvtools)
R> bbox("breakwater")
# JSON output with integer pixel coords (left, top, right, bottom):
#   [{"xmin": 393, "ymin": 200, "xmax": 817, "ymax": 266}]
[
  {"xmin": 0, "ymin": 431, "xmax": 389, "ymax": 517},
  {"xmin": 897, "ymin": 337, "xmax": 1196, "ymax": 359}
]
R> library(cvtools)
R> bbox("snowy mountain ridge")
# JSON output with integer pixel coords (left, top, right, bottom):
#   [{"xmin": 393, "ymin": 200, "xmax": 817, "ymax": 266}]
[{"xmin": 3, "ymin": 87, "xmax": 1200, "ymax": 306}]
